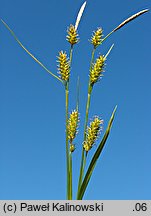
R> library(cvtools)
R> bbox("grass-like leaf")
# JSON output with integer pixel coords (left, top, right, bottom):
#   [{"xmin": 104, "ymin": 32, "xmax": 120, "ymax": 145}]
[
  {"xmin": 77, "ymin": 105, "xmax": 117, "ymax": 200},
  {"xmin": 1, "ymin": 19, "xmax": 63, "ymax": 84}
]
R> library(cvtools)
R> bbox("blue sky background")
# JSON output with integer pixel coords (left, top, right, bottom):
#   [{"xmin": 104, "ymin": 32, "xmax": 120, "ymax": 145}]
[{"xmin": 0, "ymin": 0, "xmax": 151, "ymax": 200}]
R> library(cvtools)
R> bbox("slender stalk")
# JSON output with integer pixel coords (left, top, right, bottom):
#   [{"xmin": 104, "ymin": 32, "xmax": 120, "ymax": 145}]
[
  {"xmin": 65, "ymin": 82, "xmax": 69, "ymax": 199},
  {"xmin": 77, "ymin": 48, "xmax": 95, "ymax": 198},
  {"xmin": 84, "ymin": 48, "xmax": 95, "ymax": 140},
  {"xmin": 76, "ymin": 76, "xmax": 80, "ymax": 111},
  {"xmin": 89, "ymin": 48, "xmax": 96, "ymax": 72},
  {"xmin": 69, "ymin": 45, "xmax": 74, "ymax": 200},
  {"xmin": 101, "ymin": 30, "xmax": 114, "ymax": 44},
  {"xmin": 69, "ymin": 151, "xmax": 72, "ymax": 199},
  {"xmin": 69, "ymin": 45, "xmax": 73, "ymax": 63},
  {"xmin": 65, "ymin": 45, "xmax": 73, "ymax": 200}
]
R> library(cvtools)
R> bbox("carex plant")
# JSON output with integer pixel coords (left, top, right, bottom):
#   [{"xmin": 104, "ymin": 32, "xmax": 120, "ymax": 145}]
[{"xmin": 1, "ymin": 1, "xmax": 149, "ymax": 200}]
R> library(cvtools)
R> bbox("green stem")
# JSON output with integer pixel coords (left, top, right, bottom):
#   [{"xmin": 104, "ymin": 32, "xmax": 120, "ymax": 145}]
[
  {"xmin": 77, "ymin": 39, "xmax": 113, "ymax": 199},
  {"xmin": 69, "ymin": 151, "xmax": 72, "ymax": 199},
  {"xmin": 65, "ymin": 83, "xmax": 69, "ymax": 199},
  {"xmin": 66, "ymin": 45, "xmax": 73, "ymax": 200},
  {"xmin": 69, "ymin": 45, "xmax": 73, "ymax": 63},
  {"xmin": 77, "ymin": 48, "xmax": 95, "ymax": 198},
  {"xmin": 101, "ymin": 30, "xmax": 114, "ymax": 44},
  {"xmin": 84, "ymin": 48, "xmax": 95, "ymax": 139}
]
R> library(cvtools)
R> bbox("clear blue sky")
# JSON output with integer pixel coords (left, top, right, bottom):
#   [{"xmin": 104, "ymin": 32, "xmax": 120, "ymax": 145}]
[{"xmin": 0, "ymin": 0, "xmax": 151, "ymax": 200}]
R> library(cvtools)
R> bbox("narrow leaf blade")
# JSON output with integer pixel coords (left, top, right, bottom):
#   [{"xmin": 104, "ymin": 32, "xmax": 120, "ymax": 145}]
[
  {"xmin": 1, "ymin": 19, "xmax": 63, "ymax": 83},
  {"xmin": 78, "ymin": 106, "xmax": 117, "ymax": 199}
]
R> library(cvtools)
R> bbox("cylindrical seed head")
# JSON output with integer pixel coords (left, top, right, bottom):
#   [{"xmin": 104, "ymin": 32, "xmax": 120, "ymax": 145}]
[
  {"xmin": 83, "ymin": 117, "xmax": 103, "ymax": 152},
  {"xmin": 66, "ymin": 24, "xmax": 79, "ymax": 45},
  {"xmin": 91, "ymin": 28, "xmax": 103, "ymax": 48},
  {"xmin": 57, "ymin": 51, "xmax": 70, "ymax": 82},
  {"xmin": 90, "ymin": 55, "xmax": 106, "ymax": 86},
  {"xmin": 68, "ymin": 110, "xmax": 79, "ymax": 143}
]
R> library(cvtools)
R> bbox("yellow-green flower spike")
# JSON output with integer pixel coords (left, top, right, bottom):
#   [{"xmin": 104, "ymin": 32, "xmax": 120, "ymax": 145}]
[
  {"xmin": 68, "ymin": 110, "xmax": 79, "ymax": 143},
  {"xmin": 83, "ymin": 117, "xmax": 103, "ymax": 152},
  {"xmin": 70, "ymin": 144, "xmax": 76, "ymax": 153},
  {"xmin": 57, "ymin": 51, "xmax": 70, "ymax": 82},
  {"xmin": 66, "ymin": 24, "xmax": 79, "ymax": 45},
  {"xmin": 90, "ymin": 55, "xmax": 106, "ymax": 86},
  {"xmin": 91, "ymin": 28, "xmax": 103, "ymax": 48}
]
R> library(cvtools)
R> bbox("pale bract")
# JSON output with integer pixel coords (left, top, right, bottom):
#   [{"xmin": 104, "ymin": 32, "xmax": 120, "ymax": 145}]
[{"xmin": 75, "ymin": 1, "xmax": 87, "ymax": 31}]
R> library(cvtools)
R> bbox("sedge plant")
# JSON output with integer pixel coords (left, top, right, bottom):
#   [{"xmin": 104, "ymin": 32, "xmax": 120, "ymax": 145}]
[{"xmin": 1, "ymin": 2, "xmax": 149, "ymax": 200}]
